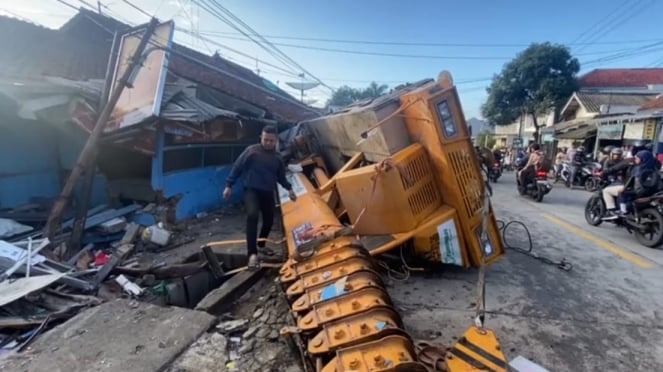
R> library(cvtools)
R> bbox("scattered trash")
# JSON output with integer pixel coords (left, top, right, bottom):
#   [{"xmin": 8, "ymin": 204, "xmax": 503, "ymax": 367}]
[
  {"xmin": 142, "ymin": 223, "xmax": 172, "ymax": 246},
  {"xmin": 509, "ymin": 355, "xmax": 550, "ymax": 372},
  {"xmin": 115, "ymin": 275, "xmax": 144, "ymax": 296}
]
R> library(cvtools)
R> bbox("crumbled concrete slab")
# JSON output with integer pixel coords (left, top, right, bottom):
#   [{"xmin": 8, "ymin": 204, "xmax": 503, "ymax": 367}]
[
  {"xmin": 168, "ymin": 332, "xmax": 228, "ymax": 372},
  {"xmin": 195, "ymin": 269, "xmax": 265, "ymax": 314},
  {"xmin": 168, "ymin": 274, "xmax": 304, "ymax": 372},
  {"xmin": 0, "ymin": 299, "xmax": 215, "ymax": 372}
]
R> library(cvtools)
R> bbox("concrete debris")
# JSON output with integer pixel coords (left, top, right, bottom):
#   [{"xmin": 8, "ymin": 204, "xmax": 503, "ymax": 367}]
[
  {"xmin": 252, "ymin": 307, "xmax": 264, "ymax": 319},
  {"xmin": 216, "ymin": 319, "xmax": 249, "ymax": 334},
  {"xmin": 168, "ymin": 332, "xmax": 228, "ymax": 372},
  {"xmin": 169, "ymin": 276, "xmax": 304, "ymax": 372},
  {"xmin": 0, "ymin": 299, "xmax": 215, "ymax": 372},
  {"xmin": 242, "ymin": 325, "xmax": 259, "ymax": 339}
]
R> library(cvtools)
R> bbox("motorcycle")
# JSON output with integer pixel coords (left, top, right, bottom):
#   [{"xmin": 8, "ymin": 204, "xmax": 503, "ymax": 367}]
[
  {"xmin": 489, "ymin": 162, "xmax": 501, "ymax": 182},
  {"xmin": 559, "ymin": 161, "xmax": 600, "ymax": 189},
  {"xmin": 585, "ymin": 179, "xmax": 663, "ymax": 247},
  {"xmin": 584, "ymin": 165, "xmax": 605, "ymax": 192},
  {"xmin": 517, "ymin": 168, "xmax": 552, "ymax": 202}
]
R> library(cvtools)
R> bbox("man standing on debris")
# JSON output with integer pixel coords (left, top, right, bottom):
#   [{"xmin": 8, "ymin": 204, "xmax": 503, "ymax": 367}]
[{"xmin": 224, "ymin": 125, "xmax": 297, "ymax": 268}]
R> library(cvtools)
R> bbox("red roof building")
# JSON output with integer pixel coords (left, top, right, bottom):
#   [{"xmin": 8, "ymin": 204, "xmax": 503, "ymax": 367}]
[{"xmin": 579, "ymin": 68, "xmax": 663, "ymax": 89}]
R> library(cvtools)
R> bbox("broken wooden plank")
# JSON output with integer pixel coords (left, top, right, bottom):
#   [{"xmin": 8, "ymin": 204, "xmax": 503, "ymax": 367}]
[
  {"xmin": 201, "ymin": 246, "xmax": 224, "ymax": 278},
  {"xmin": 0, "ymin": 273, "xmax": 66, "ymax": 307},
  {"xmin": 92, "ymin": 223, "xmax": 141, "ymax": 287},
  {"xmin": 60, "ymin": 204, "xmax": 108, "ymax": 229},
  {"xmin": 62, "ymin": 204, "xmax": 141, "ymax": 231}
]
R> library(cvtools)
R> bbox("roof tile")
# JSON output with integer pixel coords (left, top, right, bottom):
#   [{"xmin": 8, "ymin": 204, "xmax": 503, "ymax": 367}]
[{"xmin": 579, "ymin": 68, "xmax": 663, "ymax": 88}]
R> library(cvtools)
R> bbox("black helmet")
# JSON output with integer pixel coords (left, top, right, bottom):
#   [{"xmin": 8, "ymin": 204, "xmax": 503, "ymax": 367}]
[
  {"xmin": 610, "ymin": 148, "xmax": 623, "ymax": 156},
  {"xmin": 602, "ymin": 145, "xmax": 615, "ymax": 154}
]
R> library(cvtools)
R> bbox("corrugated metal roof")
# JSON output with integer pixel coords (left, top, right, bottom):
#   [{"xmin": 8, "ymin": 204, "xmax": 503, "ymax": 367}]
[
  {"xmin": 556, "ymin": 125, "xmax": 596, "ymax": 140},
  {"xmin": 161, "ymin": 84, "xmax": 239, "ymax": 123},
  {"xmin": 60, "ymin": 10, "xmax": 321, "ymax": 123},
  {"xmin": 0, "ymin": 78, "xmax": 242, "ymax": 125},
  {"xmin": 576, "ymin": 92, "xmax": 656, "ymax": 113},
  {"xmin": 640, "ymin": 95, "xmax": 663, "ymax": 110}
]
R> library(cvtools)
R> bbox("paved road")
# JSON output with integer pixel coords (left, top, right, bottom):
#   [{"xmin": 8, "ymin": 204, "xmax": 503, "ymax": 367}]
[{"xmin": 390, "ymin": 171, "xmax": 663, "ymax": 372}]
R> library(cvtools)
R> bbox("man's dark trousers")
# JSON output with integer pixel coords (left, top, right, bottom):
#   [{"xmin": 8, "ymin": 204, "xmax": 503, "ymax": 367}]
[{"xmin": 244, "ymin": 188, "xmax": 275, "ymax": 256}]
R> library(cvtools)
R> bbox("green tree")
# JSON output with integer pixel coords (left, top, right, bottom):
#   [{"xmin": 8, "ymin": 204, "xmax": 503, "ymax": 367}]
[
  {"xmin": 326, "ymin": 86, "xmax": 362, "ymax": 107},
  {"xmin": 326, "ymin": 81, "xmax": 389, "ymax": 107},
  {"xmin": 475, "ymin": 131, "xmax": 496, "ymax": 149},
  {"xmin": 481, "ymin": 42, "xmax": 580, "ymax": 141},
  {"xmin": 360, "ymin": 81, "xmax": 389, "ymax": 100}
]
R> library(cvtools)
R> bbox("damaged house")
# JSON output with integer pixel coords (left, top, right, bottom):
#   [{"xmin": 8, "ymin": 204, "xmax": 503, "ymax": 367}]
[{"xmin": 0, "ymin": 10, "xmax": 319, "ymax": 237}]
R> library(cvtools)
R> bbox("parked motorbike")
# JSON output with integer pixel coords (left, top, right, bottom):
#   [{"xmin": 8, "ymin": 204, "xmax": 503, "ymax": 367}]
[
  {"xmin": 489, "ymin": 162, "xmax": 501, "ymax": 182},
  {"xmin": 517, "ymin": 168, "xmax": 552, "ymax": 202},
  {"xmin": 585, "ymin": 179, "xmax": 663, "ymax": 247}
]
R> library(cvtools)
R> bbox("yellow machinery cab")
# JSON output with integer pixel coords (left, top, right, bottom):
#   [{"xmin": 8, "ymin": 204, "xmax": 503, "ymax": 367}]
[{"xmin": 271, "ymin": 71, "xmax": 508, "ymax": 372}]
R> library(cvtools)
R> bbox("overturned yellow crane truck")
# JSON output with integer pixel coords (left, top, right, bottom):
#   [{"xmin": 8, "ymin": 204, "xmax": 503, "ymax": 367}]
[{"xmin": 276, "ymin": 72, "xmax": 508, "ymax": 372}]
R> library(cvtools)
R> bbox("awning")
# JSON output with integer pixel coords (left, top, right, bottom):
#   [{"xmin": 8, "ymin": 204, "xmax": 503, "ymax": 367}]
[{"xmin": 556, "ymin": 125, "xmax": 597, "ymax": 139}]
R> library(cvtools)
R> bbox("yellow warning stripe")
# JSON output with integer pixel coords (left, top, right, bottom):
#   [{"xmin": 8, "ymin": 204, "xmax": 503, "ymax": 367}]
[{"xmin": 453, "ymin": 342, "xmax": 507, "ymax": 372}]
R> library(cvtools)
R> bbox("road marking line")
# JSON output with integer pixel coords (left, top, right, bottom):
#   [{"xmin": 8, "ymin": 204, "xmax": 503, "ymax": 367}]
[{"xmin": 543, "ymin": 213, "xmax": 654, "ymax": 269}]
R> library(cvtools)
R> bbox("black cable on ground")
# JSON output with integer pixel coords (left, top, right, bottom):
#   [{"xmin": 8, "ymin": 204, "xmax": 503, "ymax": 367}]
[{"xmin": 496, "ymin": 219, "xmax": 573, "ymax": 271}]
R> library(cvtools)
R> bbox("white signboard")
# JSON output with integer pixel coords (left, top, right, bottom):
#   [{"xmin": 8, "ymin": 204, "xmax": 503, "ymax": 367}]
[
  {"xmin": 277, "ymin": 173, "xmax": 307, "ymax": 205},
  {"xmin": 107, "ymin": 21, "xmax": 174, "ymax": 131},
  {"xmin": 436, "ymin": 219, "xmax": 464, "ymax": 266},
  {"xmin": 623, "ymin": 123, "xmax": 645, "ymax": 140}
]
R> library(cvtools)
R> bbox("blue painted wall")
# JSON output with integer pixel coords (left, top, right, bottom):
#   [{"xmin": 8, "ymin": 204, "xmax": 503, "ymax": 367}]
[
  {"xmin": 151, "ymin": 126, "xmax": 248, "ymax": 221},
  {"xmin": 162, "ymin": 165, "xmax": 242, "ymax": 220},
  {"xmin": 0, "ymin": 120, "xmax": 108, "ymax": 210}
]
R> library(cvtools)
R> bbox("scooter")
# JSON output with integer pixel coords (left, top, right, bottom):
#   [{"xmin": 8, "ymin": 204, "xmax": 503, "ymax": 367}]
[
  {"xmin": 517, "ymin": 168, "xmax": 552, "ymax": 202},
  {"xmin": 489, "ymin": 162, "xmax": 501, "ymax": 182}
]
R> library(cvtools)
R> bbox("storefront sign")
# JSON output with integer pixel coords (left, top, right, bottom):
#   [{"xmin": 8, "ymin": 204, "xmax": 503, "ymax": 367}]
[
  {"xmin": 597, "ymin": 123, "xmax": 624, "ymax": 140},
  {"xmin": 623, "ymin": 123, "xmax": 645, "ymax": 140},
  {"xmin": 644, "ymin": 120, "xmax": 657, "ymax": 140}
]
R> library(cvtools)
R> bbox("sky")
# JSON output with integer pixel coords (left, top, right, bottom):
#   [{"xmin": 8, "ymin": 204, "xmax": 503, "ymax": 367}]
[{"xmin": 3, "ymin": 0, "xmax": 663, "ymax": 119}]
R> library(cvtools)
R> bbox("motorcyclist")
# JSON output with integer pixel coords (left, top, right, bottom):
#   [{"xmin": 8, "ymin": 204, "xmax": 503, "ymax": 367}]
[
  {"xmin": 602, "ymin": 148, "xmax": 624, "ymax": 172},
  {"xmin": 554, "ymin": 148, "xmax": 567, "ymax": 182},
  {"xmin": 598, "ymin": 145, "xmax": 615, "ymax": 165},
  {"xmin": 567, "ymin": 145, "xmax": 586, "ymax": 187},
  {"xmin": 518, "ymin": 143, "xmax": 544, "ymax": 190},
  {"xmin": 493, "ymin": 146, "xmax": 502, "ymax": 165},
  {"xmin": 602, "ymin": 149, "xmax": 659, "ymax": 219}
]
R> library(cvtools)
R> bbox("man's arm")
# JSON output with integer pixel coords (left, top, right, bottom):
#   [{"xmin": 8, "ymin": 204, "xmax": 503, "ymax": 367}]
[
  {"xmin": 225, "ymin": 146, "xmax": 252, "ymax": 188},
  {"xmin": 604, "ymin": 159, "xmax": 631, "ymax": 175},
  {"xmin": 277, "ymin": 158, "xmax": 293, "ymax": 191}
]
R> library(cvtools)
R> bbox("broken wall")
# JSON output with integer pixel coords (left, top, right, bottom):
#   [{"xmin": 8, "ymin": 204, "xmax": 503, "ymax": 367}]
[{"xmin": 0, "ymin": 116, "xmax": 108, "ymax": 210}]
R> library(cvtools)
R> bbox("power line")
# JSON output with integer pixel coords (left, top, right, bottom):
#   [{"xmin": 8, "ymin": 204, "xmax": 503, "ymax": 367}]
[
  {"xmin": 194, "ymin": 33, "xmax": 656, "ymax": 60},
  {"xmin": 202, "ymin": 0, "xmax": 335, "ymax": 93},
  {"xmin": 574, "ymin": 0, "xmax": 655, "ymax": 54},
  {"xmin": 190, "ymin": 0, "xmax": 301, "ymax": 77},
  {"xmin": 568, "ymin": 0, "xmax": 632, "ymax": 46},
  {"xmin": 195, "ymin": 29, "xmax": 662, "ymax": 48},
  {"xmin": 121, "ymin": 0, "xmax": 152, "ymax": 19}
]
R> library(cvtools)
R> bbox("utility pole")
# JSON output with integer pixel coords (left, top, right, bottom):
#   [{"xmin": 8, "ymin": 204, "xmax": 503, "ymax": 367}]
[
  {"xmin": 67, "ymin": 31, "xmax": 121, "ymax": 256},
  {"xmin": 44, "ymin": 18, "xmax": 159, "ymax": 243}
]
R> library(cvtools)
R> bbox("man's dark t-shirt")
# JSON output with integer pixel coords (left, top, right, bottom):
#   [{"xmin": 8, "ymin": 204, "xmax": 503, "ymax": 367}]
[{"xmin": 226, "ymin": 144, "xmax": 293, "ymax": 192}]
